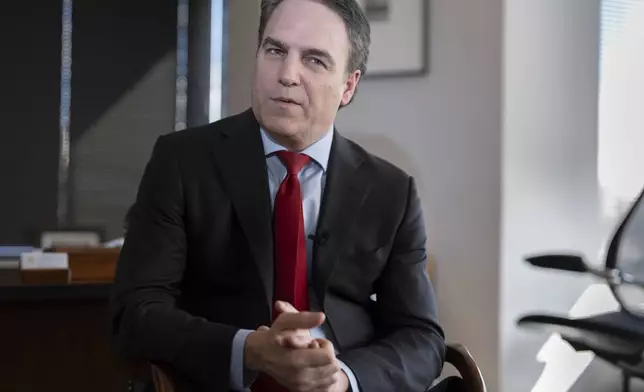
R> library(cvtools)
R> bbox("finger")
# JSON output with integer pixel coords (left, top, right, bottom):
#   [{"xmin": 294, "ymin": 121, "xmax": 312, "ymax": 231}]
[
  {"xmin": 310, "ymin": 375, "xmax": 340, "ymax": 392},
  {"xmin": 276, "ymin": 333, "xmax": 314, "ymax": 349},
  {"xmin": 273, "ymin": 311, "xmax": 325, "ymax": 332},
  {"xmin": 257, "ymin": 325, "xmax": 270, "ymax": 332},
  {"xmin": 289, "ymin": 347, "xmax": 336, "ymax": 368},
  {"xmin": 287, "ymin": 334, "xmax": 314, "ymax": 349},
  {"xmin": 287, "ymin": 363, "xmax": 340, "ymax": 392},
  {"xmin": 315, "ymin": 339, "xmax": 335, "ymax": 356},
  {"xmin": 304, "ymin": 362, "xmax": 341, "ymax": 387},
  {"xmin": 275, "ymin": 301, "xmax": 298, "ymax": 314},
  {"xmin": 278, "ymin": 335, "xmax": 320, "ymax": 349},
  {"xmin": 314, "ymin": 338, "xmax": 335, "ymax": 355}
]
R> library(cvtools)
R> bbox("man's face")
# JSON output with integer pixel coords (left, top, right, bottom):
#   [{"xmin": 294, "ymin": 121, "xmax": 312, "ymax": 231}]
[{"xmin": 252, "ymin": 0, "xmax": 361, "ymax": 148}]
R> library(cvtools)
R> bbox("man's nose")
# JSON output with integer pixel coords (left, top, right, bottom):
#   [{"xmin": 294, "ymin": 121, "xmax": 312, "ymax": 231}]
[{"xmin": 278, "ymin": 56, "xmax": 300, "ymax": 87}]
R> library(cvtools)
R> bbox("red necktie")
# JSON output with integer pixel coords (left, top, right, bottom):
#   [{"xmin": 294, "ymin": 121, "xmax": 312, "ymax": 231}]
[
  {"xmin": 273, "ymin": 151, "xmax": 311, "ymax": 313},
  {"xmin": 252, "ymin": 151, "xmax": 310, "ymax": 392}
]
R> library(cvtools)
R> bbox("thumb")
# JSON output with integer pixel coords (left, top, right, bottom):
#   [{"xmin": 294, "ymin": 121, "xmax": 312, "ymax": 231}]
[
  {"xmin": 273, "ymin": 311, "xmax": 325, "ymax": 332},
  {"xmin": 274, "ymin": 301, "xmax": 298, "ymax": 315},
  {"xmin": 257, "ymin": 325, "xmax": 270, "ymax": 332}
]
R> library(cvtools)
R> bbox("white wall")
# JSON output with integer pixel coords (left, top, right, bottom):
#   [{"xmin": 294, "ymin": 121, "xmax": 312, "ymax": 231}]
[
  {"xmin": 336, "ymin": 1, "xmax": 503, "ymax": 389},
  {"xmin": 502, "ymin": 0, "xmax": 602, "ymax": 391}
]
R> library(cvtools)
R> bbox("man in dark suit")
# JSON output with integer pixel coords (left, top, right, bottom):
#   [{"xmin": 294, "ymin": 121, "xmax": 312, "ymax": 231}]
[{"xmin": 110, "ymin": 0, "xmax": 447, "ymax": 391}]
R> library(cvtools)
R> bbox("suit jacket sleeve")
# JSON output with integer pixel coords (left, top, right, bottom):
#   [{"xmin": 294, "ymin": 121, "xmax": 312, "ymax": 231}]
[
  {"xmin": 109, "ymin": 135, "xmax": 239, "ymax": 391},
  {"xmin": 337, "ymin": 177, "xmax": 446, "ymax": 392}
]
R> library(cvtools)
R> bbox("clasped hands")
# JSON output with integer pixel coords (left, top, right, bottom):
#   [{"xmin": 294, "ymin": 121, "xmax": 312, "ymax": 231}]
[{"xmin": 245, "ymin": 301, "xmax": 349, "ymax": 392}]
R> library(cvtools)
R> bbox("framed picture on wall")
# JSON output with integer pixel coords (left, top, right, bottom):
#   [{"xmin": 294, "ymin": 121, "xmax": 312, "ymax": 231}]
[{"xmin": 357, "ymin": 0, "xmax": 429, "ymax": 78}]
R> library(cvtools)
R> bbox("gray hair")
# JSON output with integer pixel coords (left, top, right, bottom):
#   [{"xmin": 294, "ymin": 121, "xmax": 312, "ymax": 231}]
[{"xmin": 258, "ymin": 0, "xmax": 371, "ymax": 77}]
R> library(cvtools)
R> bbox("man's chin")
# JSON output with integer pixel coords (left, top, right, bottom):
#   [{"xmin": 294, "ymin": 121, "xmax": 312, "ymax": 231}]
[{"xmin": 261, "ymin": 115, "xmax": 302, "ymax": 137}]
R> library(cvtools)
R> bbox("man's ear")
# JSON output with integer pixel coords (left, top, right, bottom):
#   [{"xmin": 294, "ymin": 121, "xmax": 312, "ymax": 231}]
[{"xmin": 340, "ymin": 70, "xmax": 362, "ymax": 107}]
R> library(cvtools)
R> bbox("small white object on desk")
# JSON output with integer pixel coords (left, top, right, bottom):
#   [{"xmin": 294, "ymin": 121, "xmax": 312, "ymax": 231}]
[
  {"xmin": 20, "ymin": 252, "xmax": 69, "ymax": 270},
  {"xmin": 103, "ymin": 237, "xmax": 124, "ymax": 248},
  {"xmin": 40, "ymin": 231, "xmax": 101, "ymax": 249}
]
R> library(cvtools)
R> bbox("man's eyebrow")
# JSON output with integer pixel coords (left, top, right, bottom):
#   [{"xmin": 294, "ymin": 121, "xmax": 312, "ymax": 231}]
[
  {"xmin": 302, "ymin": 48, "xmax": 335, "ymax": 68},
  {"xmin": 262, "ymin": 36, "xmax": 288, "ymax": 50},
  {"xmin": 262, "ymin": 36, "xmax": 336, "ymax": 68}
]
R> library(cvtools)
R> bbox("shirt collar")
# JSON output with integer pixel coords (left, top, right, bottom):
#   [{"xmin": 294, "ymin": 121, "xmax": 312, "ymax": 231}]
[{"xmin": 259, "ymin": 125, "xmax": 334, "ymax": 172}]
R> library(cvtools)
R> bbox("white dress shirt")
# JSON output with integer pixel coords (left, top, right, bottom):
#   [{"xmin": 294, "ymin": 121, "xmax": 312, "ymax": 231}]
[{"xmin": 229, "ymin": 127, "xmax": 360, "ymax": 391}]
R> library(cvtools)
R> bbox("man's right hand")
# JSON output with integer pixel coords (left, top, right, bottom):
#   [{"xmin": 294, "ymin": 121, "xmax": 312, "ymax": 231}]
[{"xmin": 244, "ymin": 302, "xmax": 340, "ymax": 391}]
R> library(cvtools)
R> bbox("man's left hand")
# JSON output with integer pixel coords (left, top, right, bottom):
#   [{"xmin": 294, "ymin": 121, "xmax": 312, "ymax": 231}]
[{"xmin": 314, "ymin": 339, "xmax": 349, "ymax": 392}]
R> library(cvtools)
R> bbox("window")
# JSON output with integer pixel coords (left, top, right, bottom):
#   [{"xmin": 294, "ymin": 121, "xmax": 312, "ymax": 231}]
[
  {"xmin": 598, "ymin": 0, "xmax": 644, "ymax": 221},
  {"xmin": 209, "ymin": 0, "xmax": 224, "ymax": 122}
]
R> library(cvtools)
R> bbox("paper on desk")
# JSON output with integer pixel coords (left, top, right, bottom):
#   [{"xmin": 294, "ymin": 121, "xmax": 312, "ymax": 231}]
[{"xmin": 20, "ymin": 252, "xmax": 69, "ymax": 270}]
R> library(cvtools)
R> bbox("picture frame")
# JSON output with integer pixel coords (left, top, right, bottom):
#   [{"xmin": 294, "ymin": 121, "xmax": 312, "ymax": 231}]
[{"xmin": 359, "ymin": 0, "xmax": 429, "ymax": 78}]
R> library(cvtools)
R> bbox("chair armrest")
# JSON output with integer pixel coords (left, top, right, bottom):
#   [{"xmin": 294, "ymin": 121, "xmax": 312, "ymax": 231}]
[
  {"xmin": 149, "ymin": 345, "xmax": 486, "ymax": 392},
  {"xmin": 150, "ymin": 363, "xmax": 176, "ymax": 392},
  {"xmin": 445, "ymin": 343, "xmax": 487, "ymax": 392}
]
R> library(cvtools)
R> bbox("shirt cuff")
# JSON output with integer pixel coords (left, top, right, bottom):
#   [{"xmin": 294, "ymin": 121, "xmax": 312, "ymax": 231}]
[
  {"xmin": 338, "ymin": 359, "xmax": 360, "ymax": 392},
  {"xmin": 230, "ymin": 329, "xmax": 256, "ymax": 391}
]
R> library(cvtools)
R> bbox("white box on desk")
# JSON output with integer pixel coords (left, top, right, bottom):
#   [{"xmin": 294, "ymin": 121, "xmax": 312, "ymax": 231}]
[{"xmin": 20, "ymin": 252, "xmax": 69, "ymax": 270}]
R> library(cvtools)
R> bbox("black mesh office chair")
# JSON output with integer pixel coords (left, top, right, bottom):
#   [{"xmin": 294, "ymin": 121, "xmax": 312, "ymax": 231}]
[{"xmin": 517, "ymin": 186, "xmax": 644, "ymax": 392}]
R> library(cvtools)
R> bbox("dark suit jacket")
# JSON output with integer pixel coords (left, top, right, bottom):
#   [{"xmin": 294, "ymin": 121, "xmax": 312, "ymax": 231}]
[{"xmin": 110, "ymin": 109, "xmax": 446, "ymax": 392}]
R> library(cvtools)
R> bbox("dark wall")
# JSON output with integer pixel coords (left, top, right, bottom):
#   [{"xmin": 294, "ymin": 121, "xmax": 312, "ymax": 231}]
[
  {"xmin": 69, "ymin": 0, "xmax": 177, "ymax": 142},
  {"xmin": 0, "ymin": 0, "xmax": 178, "ymax": 244},
  {"xmin": 0, "ymin": 2, "xmax": 62, "ymax": 244}
]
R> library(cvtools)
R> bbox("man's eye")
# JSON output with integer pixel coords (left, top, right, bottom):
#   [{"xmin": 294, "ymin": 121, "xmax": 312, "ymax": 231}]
[
  {"xmin": 307, "ymin": 57, "xmax": 325, "ymax": 67},
  {"xmin": 266, "ymin": 47, "xmax": 283, "ymax": 56}
]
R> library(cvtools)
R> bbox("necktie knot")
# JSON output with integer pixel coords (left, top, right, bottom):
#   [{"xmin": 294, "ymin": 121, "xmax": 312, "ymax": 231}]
[{"xmin": 276, "ymin": 151, "xmax": 310, "ymax": 175}]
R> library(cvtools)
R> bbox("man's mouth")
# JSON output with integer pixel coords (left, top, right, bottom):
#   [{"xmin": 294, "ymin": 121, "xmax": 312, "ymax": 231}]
[{"xmin": 272, "ymin": 97, "xmax": 300, "ymax": 105}]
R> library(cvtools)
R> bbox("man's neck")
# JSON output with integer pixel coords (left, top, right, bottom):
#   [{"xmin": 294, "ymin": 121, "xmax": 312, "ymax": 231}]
[{"xmin": 265, "ymin": 127, "xmax": 332, "ymax": 152}]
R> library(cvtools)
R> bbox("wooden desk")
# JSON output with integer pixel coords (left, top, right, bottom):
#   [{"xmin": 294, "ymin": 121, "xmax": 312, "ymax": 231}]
[
  {"xmin": 51, "ymin": 247, "xmax": 120, "ymax": 284},
  {"xmin": 0, "ymin": 284, "xmax": 134, "ymax": 392}
]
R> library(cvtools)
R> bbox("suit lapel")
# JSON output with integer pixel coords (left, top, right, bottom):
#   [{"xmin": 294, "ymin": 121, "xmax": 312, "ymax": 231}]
[
  {"xmin": 313, "ymin": 133, "xmax": 372, "ymax": 306},
  {"xmin": 209, "ymin": 114, "xmax": 372, "ymax": 313},
  {"xmin": 210, "ymin": 110, "xmax": 274, "ymax": 312}
]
